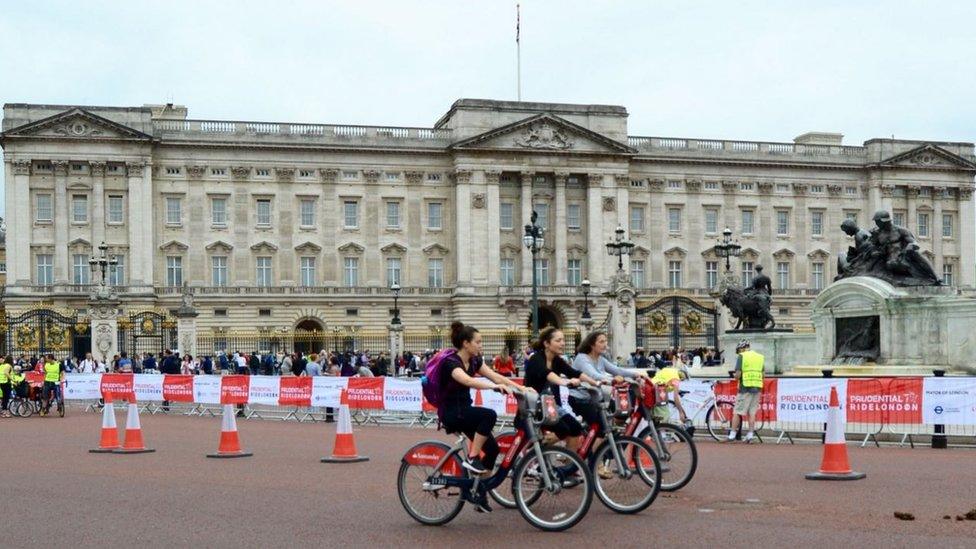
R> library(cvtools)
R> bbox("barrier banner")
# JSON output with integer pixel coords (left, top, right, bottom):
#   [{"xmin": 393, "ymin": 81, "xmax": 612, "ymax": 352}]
[
  {"xmin": 63, "ymin": 374, "xmax": 102, "ymax": 400},
  {"xmin": 248, "ymin": 375, "xmax": 281, "ymax": 406},
  {"xmin": 279, "ymin": 376, "xmax": 312, "ymax": 407},
  {"xmin": 505, "ymin": 378, "xmax": 524, "ymax": 415},
  {"xmin": 713, "ymin": 379, "xmax": 777, "ymax": 421},
  {"xmin": 133, "ymin": 374, "xmax": 164, "ymax": 402},
  {"xmin": 678, "ymin": 380, "xmax": 717, "ymax": 421},
  {"xmin": 384, "ymin": 378, "xmax": 423, "ymax": 411},
  {"xmin": 776, "ymin": 378, "xmax": 846, "ymax": 423},
  {"xmin": 193, "ymin": 375, "xmax": 222, "ymax": 404},
  {"xmin": 100, "ymin": 373, "xmax": 134, "ymax": 400},
  {"xmin": 922, "ymin": 377, "xmax": 976, "ymax": 426},
  {"xmin": 847, "ymin": 377, "xmax": 922, "ymax": 424},
  {"xmin": 221, "ymin": 375, "xmax": 250, "ymax": 405},
  {"xmin": 163, "ymin": 375, "xmax": 195, "ymax": 403},
  {"xmin": 311, "ymin": 376, "xmax": 348, "ymax": 407},
  {"xmin": 346, "ymin": 377, "xmax": 385, "ymax": 409},
  {"xmin": 475, "ymin": 388, "xmax": 508, "ymax": 416}
]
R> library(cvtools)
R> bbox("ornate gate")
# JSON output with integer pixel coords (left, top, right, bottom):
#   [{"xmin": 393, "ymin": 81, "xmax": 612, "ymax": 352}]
[
  {"xmin": 635, "ymin": 296, "xmax": 719, "ymax": 351},
  {"xmin": 118, "ymin": 311, "xmax": 177, "ymax": 357},
  {"xmin": 3, "ymin": 307, "xmax": 91, "ymax": 358}
]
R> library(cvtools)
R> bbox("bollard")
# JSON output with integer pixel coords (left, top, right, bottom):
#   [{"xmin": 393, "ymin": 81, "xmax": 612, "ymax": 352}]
[
  {"xmin": 931, "ymin": 369, "xmax": 947, "ymax": 449},
  {"xmin": 821, "ymin": 369, "xmax": 834, "ymax": 378}
]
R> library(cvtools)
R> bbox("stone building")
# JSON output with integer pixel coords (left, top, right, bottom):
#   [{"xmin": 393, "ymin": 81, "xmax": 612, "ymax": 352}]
[{"xmin": 2, "ymin": 99, "xmax": 973, "ymax": 356}]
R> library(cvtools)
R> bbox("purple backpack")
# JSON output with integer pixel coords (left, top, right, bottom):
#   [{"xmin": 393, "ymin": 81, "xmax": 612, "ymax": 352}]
[{"xmin": 421, "ymin": 348, "xmax": 458, "ymax": 408}]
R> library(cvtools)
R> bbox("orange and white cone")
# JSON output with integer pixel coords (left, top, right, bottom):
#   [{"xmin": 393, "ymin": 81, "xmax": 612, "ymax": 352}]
[
  {"xmin": 89, "ymin": 392, "xmax": 120, "ymax": 453},
  {"xmin": 805, "ymin": 386, "xmax": 865, "ymax": 480},
  {"xmin": 321, "ymin": 389, "xmax": 369, "ymax": 463},
  {"xmin": 207, "ymin": 404, "xmax": 253, "ymax": 458},
  {"xmin": 113, "ymin": 396, "xmax": 155, "ymax": 454}
]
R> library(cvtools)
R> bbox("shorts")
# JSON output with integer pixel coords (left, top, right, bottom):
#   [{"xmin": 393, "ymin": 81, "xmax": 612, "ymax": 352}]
[
  {"xmin": 734, "ymin": 391, "xmax": 761, "ymax": 416},
  {"xmin": 652, "ymin": 404, "xmax": 671, "ymax": 423}
]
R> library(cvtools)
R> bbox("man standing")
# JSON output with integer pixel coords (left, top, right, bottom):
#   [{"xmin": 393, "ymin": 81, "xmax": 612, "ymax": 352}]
[{"xmin": 728, "ymin": 340, "xmax": 764, "ymax": 443}]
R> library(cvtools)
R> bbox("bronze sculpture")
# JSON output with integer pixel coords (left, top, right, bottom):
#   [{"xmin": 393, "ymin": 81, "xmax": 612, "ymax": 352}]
[{"xmin": 835, "ymin": 210, "xmax": 941, "ymax": 286}]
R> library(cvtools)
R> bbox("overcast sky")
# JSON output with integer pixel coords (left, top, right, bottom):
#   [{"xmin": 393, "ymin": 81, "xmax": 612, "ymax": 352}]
[{"xmin": 2, "ymin": 0, "xmax": 975, "ymax": 215}]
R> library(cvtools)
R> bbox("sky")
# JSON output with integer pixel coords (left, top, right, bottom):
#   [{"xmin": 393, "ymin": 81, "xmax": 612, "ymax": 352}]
[{"xmin": 2, "ymin": 0, "xmax": 975, "ymax": 215}]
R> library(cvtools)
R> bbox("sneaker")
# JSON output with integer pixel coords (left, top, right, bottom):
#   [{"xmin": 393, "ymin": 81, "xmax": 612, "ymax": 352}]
[
  {"xmin": 468, "ymin": 491, "xmax": 493, "ymax": 513},
  {"xmin": 727, "ymin": 430, "xmax": 737, "ymax": 442},
  {"xmin": 562, "ymin": 471, "xmax": 585, "ymax": 488},
  {"xmin": 463, "ymin": 457, "xmax": 488, "ymax": 475},
  {"xmin": 597, "ymin": 462, "xmax": 615, "ymax": 479},
  {"xmin": 744, "ymin": 432, "xmax": 755, "ymax": 443}
]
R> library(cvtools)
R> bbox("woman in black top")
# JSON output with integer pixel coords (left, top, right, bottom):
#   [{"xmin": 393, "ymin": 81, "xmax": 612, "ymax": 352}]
[
  {"xmin": 523, "ymin": 327, "xmax": 601, "ymax": 454},
  {"xmin": 438, "ymin": 323, "xmax": 524, "ymax": 488}
]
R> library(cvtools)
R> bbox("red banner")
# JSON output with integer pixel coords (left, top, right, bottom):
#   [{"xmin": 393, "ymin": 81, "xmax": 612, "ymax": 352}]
[
  {"xmin": 279, "ymin": 376, "xmax": 313, "ymax": 407},
  {"xmin": 100, "ymin": 373, "xmax": 135, "ymax": 400},
  {"xmin": 346, "ymin": 377, "xmax": 385, "ymax": 410},
  {"xmin": 220, "ymin": 375, "xmax": 251, "ymax": 405},
  {"xmin": 847, "ymin": 377, "xmax": 922, "ymax": 424},
  {"xmin": 163, "ymin": 375, "xmax": 195, "ymax": 403},
  {"xmin": 25, "ymin": 372, "xmax": 44, "ymax": 388},
  {"xmin": 713, "ymin": 379, "xmax": 777, "ymax": 421}
]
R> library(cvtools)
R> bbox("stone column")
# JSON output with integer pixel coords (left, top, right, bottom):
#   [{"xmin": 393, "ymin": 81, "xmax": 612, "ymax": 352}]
[
  {"xmin": 586, "ymin": 173, "xmax": 605, "ymax": 286},
  {"xmin": 53, "ymin": 160, "xmax": 69, "ymax": 283},
  {"xmin": 879, "ymin": 184, "xmax": 894, "ymax": 220},
  {"xmin": 9, "ymin": 160, "xmax": 32, "ymax": 284},
  {"xmin": 389, "ymin": 323, "xmax": 404, "ymax": 372},
  {"xmin": 454, "ymin": 169, "xmax": 473, "ymax": 287},
  {"xmin": 485, "ymin": 170, "xmax": 502, "ymax": 285},
  {"xmin": 607, "ymin": 272, "xmax": 637, "ymax": 360},
  {"xmin": 91, "ymin": 161, "xmax": 106, "ymax": 247},
  {"xmin": 932, "ymin": 188, "xmax": 944, "ymax": 276},
  {"xmin": 89, "ymin": 298, "xmax": 121, "ymax": 366},
  {"xmin": 554, "ymin": 172, "xmax": 568, "ymax": 285},
  {"xmin": 907, "ymin": 186, "xmax": 919, "ymax": 241},
  {"xmin": 958, "ymin": 188, "xmax": 975, "ymax": 287},
  {"xmin": 520, "ymin": 172, "xmax": 534, "ymax": 285},
  {"xmin": 126, "ymin": 162, "xmax": 151, "ymax": 289}
]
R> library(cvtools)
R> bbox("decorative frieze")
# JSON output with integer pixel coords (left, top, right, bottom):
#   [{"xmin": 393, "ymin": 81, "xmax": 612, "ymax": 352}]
[
  {"xmin": 320, "ymin": 168, "xmax": 340, "ymax": 183},
  {"xmin": 12, "ymin": 159, "xmax": 31, "ymax": 175},
  {"xmin": 685, "ymin": 179, "xmax": 702, "ymax": 192},
  {"xmin": 52, "ymin": 160, "xmax": 69, "ymax": 176},
  {"xmin": 126, "ymin": 162, "xmax": 145, "ymax": 177},
  {"xmin": 792, "ymin": 182, "xmax": 808, "ymax": 195},
  {"xmin": 276, "ymin": 167, "xmax": 295, "ymax": 182},
  {"xmin": 363, "ymin": 170, "xmax": 381, "ymax": 184},
  {"xmin": 827, "ymin": 184, "xmax": 843, "ymax": 196},
  {"xmin": 404, "ymin": 170, "xmax": 424, "ymax": 184},
  {"xmin": 231, "ymin": 166, "xmax": 250, "ymax": 180},
  {"xmin": 602, "ymin": 196, "xmax": 616, "ymax": 212},
  {"xmin": 757, "ymin": 181, "xmax": 774, "ymax": 194},
  {"xmin": 471, "ymin": 193, "xmax": 486, "ymax": 209},
  {"xmin": 454, "ymin": 169, "xmax": 472, "ymax": 185},
  {"xmin": 187, "ymin": 165, "xmax": 207, "ymax": 179},
  {"xmin": 89, "ymin": 161, "xmax": 106, "ymax": 177},
  {"xmin": 484, "ymin": 170, "xmax": 501, "ymax": 185}
]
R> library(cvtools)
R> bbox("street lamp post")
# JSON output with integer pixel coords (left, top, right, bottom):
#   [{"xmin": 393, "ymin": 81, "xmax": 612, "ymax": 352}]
[
  {"xmin": 605, "ymin": 226, "xmax": 635, "ymax": 273},
  {"xmin": 580, "ymin": 278, "xmax": 593, "ymax": 331},
  {"xmin": 523, "ymin": 210, "xmax": 545, "ymax": 340},
  {"xmin": 88, "ymin": 241, "xmax": 117, "ymax": 295},
  {"xmin": 390, "ymin": 283, "xmax": 402, "ymax": 325},
  {"xmin": 714, "ymin": 227, "xmax": 742, "ymax": 273}
]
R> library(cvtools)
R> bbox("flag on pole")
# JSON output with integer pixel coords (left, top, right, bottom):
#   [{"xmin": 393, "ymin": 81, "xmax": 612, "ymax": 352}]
[{"xmin": 516, "ymin": 3, "xmax": 520, "ymax": 43}]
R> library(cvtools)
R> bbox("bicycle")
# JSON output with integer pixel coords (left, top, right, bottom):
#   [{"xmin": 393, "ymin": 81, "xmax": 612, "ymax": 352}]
[
  {"xmin": 490, "ymin": 383, "xmax": 662, "ymax": 515},
  {"xmin": 666, "ymin": 380, "xmax": 764, "ymax": 440},
  {"xmin": 41, "ymin": 381, "xmax": 65, "ymax": 418},
  {"xmin": 398, "ymin": 391, "xmax": 594, "ymax": 532}
]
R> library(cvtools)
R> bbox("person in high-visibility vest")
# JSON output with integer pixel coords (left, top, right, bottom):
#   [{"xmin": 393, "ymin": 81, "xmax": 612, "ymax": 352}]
[
  {"xmin": 728, "ymin": 340, "xmax": 764, "ymax": 443},
  {"xmin": 0, "ymin": 355, "xmax": 13, "ymax": 418},
  {"xmin": 41, "ymin": 353, "xmax": 64, "ymax": 416}
]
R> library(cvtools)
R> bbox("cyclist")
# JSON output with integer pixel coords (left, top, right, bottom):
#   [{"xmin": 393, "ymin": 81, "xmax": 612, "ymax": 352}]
[
  {"xmin": 523, "ymin": 327, "xmax": 603, "ymax": 454},
  {"xmin": 0, "ymin": 355, "xmax": 12, "ymax": 418},
  {"xmin": 40, "ymin": 353, "xmax": 64, "ymax": 416},
  {"xmin": 650, "ymin": 365, "xmax": 689, "ymax": 425},
  {"xmin": 438, "ymin": 321, "xmax": 524, "ymax": 513}
]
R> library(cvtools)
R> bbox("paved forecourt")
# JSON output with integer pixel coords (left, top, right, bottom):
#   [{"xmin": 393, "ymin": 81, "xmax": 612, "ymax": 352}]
[{"xmin": 4, "ymin": 413, "xmax": 976, "ymax": 548}]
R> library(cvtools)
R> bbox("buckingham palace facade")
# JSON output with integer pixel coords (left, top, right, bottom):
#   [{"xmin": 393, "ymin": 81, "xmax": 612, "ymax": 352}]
[{"xmin": 2, "ymin": 98, "xmax": 974, "ymax": 349}]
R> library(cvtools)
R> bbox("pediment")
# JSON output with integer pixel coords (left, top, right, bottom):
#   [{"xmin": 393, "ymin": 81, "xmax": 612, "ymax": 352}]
[
  {"xmin": 740, "ymin": 247, "xmax": 761, "ymax": 260},
  {"xmin": 500, "ymin": 244, "xmax": 521, "ymax": 256},
  {"xmin": 664, "ymin": 246, "xmax": 687, "ymax": 258},
  {"xmin": 295, "ymin": 241, "xmax": 323, "ymax": 253},
  {"xmin": 205, "ymin": 240, "xmax": 234, "ymax": 252},
  {"xmin": 380, "ymin": 243, "xmax": 407, "ymax": 254},
  {"xmin": 631, "ymin": 245, "xmax": 651, "ymax": 257},
  {"xmin": 337, "ymin": 242, "xmax": 365, "ymax": 254},
  {"xmin": 423, "ymin": 243, "xmax": 450, "ymax": 256},
  {"xmin": 567, "ymin": 244, "xmax": 587, "ymax": 255},
  {"xmin": 807, "ymin": 248, "xmax": 831, "ymax": 259},
  {"xmin": 870, "ymin": 144, "xmax": 976, "ymax": 172},
  {"xmin": 772, "ymin": 247, "xmax": 796, "ymax": 258},
  {"xmin": 249, "ymin": 240, "xmax": 279, "ymax": 252},
  {"xmin": 449, "ymin": 113, "xmax": 636, "ymax": 155},
  {"xmin": 68, "ymin": 238, "xmax": 91, "ymax": 248},
  {"xmin": 0, "ymin": 108, "xmax": 153, "ymax": 142},
  {"xmin": 159, "ymin": 240, "xmax": 189, "ymax": 252}
]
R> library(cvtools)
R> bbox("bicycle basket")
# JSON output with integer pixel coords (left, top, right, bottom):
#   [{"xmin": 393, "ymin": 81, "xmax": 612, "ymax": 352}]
[{"xmin": 612, "ymin": 385, "xmax": 632, "ymax": 417}]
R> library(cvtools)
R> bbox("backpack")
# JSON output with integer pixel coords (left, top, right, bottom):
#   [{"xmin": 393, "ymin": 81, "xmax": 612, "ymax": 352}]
[{"xmin": 421, "ymin": 348, "xmax": 458, "ymax": 408}]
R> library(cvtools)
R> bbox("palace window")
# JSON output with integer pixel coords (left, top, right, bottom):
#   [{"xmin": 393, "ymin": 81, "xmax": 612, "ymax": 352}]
[
  {"xmin": 212, "ymin": 256, "xmax": 228, "ymax": 287},
  {"xmin": 776, "ymin": 210, "xmax": 790, "ymax": 236},
  {"xmin": 943, "ymin": 264, "xmax": 954, "ymax": 286},
  {"xmin": 256, "ymin": 199, "xmax": 272, "ymax": 227},
  {"xmin": 567, "ymin": 204, "xmax": 581, "ymax": 230},
  {"xmin": 630, "ymin": 206, "xmax": 645, "ymax": 233},
  {"xmin": 917, "ymin": 212, "xmax": 930, "ymax": 237},
  {"xmin": 668, "ymin": 207, "xmax": 681, "ymax": 233},
  {"xmin": 534, "ymin": 203, "xmax": 549, "ymax": 229},
  {"xmin": 942, "ymin": 214, "xmax": 953, "ymax": 237},
  {"xmin": 36, "ymin": 254, "xmax": 53, "ymax": 285},
  {"xmin": 386, "ymin": 257, "xmax": 401, "ymax": 286},
  {"xmin": 108, "ymin": 195, "xmax": 125, "ymax": 224},
  {"xmin": 777, "ymin": 262, "xmax": 790, "ymax": 289},
  {"xmin": 811, "ymin": 211, "xmax": 824, "ymax": 236},
  {"xmin": 211, "ymin": 198, "xmax": 227, "ymax": 226},
  {"xmin": 567, "ymin": 259, "xmax": 582, "ymax": 286},
  {"xmin": 300, "ymin": 257, "xmax": 316, "ymax": 286},
  {"xmin": 668, "ymin": 261, "xmax": 682, "ymax": 288},
  {"xmin": 256, "ymin": 256, "xmax": 273, "ymax": 287},
  {"xmin": 705, "ymin": 208, "xmax": 718, "ymax": 234},
  {"xmin": 741, "ymin": 210, "xmax": 754, "ymax": 234},
  {"xmin": 343, "ymin": 257, "xmax": 359, "ymax": 287},
  {"xmin": 500, "ymin": 203, "xmax": 514, "ymax": 230},
  {"xmin": 428, "ymin": 258, "xmax": 444, "ymax": 288},
  {"xmin": 705, "ymin": 261, "xmax": 718, "ymax": 289},
  {"xmin": 166, "ymin": 256, "xmax": 183, "ymax": 287},
  {"xmin": 343, "ymin": 201, "xmax": 359, "ymax": 228},
  {"xmin": 72, "ymin": 254, "xmax": 90, "ymax": 284},
  {"xmin": 109, "ymin": 254, "xmax": 125, "ymax": 286},
  {"xmin": 166, "ymin": 197, "xmax": 182, "ymax": 225},
  {"xmin": 300, "ymin": 199, "xmax": 316, "ymax": 227},
  {"xmin": 36, "ymin": 194, "xmax": 53, "ymax": 222},
  {"xmin": 812, "ymin": 261, "xmax": 824, "ymax": 290},
  {"xmin": 631, "ymin": 260, "xmax": 646, "ymax": 288},
  {"xmin": 741, "ymin": 261, "xmax": 754, "ymax": 287},
  {"xmin": 386, "ymin": 201, "xmax": 400, "ymax": 228},
  {"xmin": 500, "ymin": 258, "xmax": 515, "ymax": 286},
  {"xmin": 428, "ymin": 202, "xmax": 443, "ymax": 230},
  {"xmin": 534, "ymin": 258, "xmax": 550, "ymax": 285},
  {"xmin": 72, "ymin": 195, "xmax": 88, "ymax": 223}
]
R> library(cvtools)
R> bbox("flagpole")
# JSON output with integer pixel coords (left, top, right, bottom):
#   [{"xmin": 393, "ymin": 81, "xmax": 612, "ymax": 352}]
[{"xmin": 516, "ymin": 3, "xmax": 521, "ymax": 101}]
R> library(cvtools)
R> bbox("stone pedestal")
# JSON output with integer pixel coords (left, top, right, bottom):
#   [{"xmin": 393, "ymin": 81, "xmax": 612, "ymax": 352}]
[
  {"xmin": 89, "ymin": 297, "xmax": 121, "ymax": 366},
  {"xmin": 719, "ymin": 330, "xmax": 817, "ymax": 374},
  {"xmin": 389, "ymin": 323, "xmax": 404, "ymax": 364},
  {"xmin": 175, "ymin": 285, "xmax": 199, "ymax": 357},
  {"xmin": 607, "ymin": 271, "xmax": 636, "ymax": 361}
]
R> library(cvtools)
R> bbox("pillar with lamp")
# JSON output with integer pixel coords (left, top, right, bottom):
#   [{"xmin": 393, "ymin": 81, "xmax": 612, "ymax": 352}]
[
  {"xmin": 604, "ymin": 225, "xmax": 637, "ymax": 359},
  {"xmin": 579, "ymin": 277, "xmax": 593, "ymax": 334},
  {"xmin": 88, "ymin": 241, "xmax": 118, "ymax": 300},
  {"xmin": 523, "ymin": 210, "xmax": 545, "ymax": 340}
]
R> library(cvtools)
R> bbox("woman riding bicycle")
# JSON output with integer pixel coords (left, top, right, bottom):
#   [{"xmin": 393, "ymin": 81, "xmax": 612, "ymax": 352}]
[
  {"xmin": 438, "ymin": 322, "xmax": 524, "ymax": 511},
  {"xmin": 523, "ymin": 327, "xmax": 602, "ymax": 454}
]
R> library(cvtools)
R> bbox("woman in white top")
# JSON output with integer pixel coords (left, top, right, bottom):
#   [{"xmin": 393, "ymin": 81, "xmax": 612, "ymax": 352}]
[{"xmin": 79, "ymin": 353, "xmax": 96, "ymax": 374}]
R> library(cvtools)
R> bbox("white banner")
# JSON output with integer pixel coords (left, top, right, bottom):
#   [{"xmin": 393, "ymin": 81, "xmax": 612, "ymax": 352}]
[
  {"xmin": 383, "ymin": 378, "xmax": 423, "ymax": 411},
  {"xmin": 922, "ymin": 377, "xmax": 976, "ymax": 426},
  {"xmin": 63, "ymin": 374, "xmax": 102, "ymax": 400},
  {"xmin": 675, "ymin": 380, "xmax": 715, "ymax": 421},
  {"xmin": 192, "ymin": 375, "xmax": 222, "ymax": 405},
  {"xmin": 133, "ymin": 374, "xmax": 164, "ymax": 402},
  {"xmin": 776, "ymin": 379, "xmax": 847, "ymax": 423},
  {"xmin": 311, "ymin": 376, "xmax": 348, "ymax": 407},
  {"xmin": 248, "ymin": 375, "xmax": 281, "ymax": 406}
]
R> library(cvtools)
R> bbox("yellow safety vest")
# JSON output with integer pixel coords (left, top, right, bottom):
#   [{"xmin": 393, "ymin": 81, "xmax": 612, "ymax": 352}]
[
  {"xmin": 740, "ymin": 350, "xmax": 764, "ymax": 389},
  {"xmin": 44, "ymin": 362, "xmax": 61, "ymax": 383},
  {"xmin": 10, "ymin": 373, "xmax": 24, "ymax": 386},
  {"xmin": 0, "ymin": 363, "xmax": 10, "ymax": 383}
]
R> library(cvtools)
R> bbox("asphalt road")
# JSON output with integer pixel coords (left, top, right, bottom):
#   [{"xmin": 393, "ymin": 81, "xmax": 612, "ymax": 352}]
[{"xmin": 3, "ymin": 412, "xmax": 976, "ymax": 548}]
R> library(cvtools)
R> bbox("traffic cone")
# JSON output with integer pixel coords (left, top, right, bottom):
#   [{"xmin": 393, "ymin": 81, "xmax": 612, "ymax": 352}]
[
  {"xmin": 89, "ymin": 392, "xmax": 120, "ymax": 453},
  {"xmin": 805, "ymin": 386, "xmax": 865, "ymax": 480},
  {"xmin": 474, "ymin": 388, "xmax": 484, "ymax": 407},
  {"xmin": 113, "ymin": 396, "xmax": 155, "ymax": 454},
  {"xmin": 207, "ymin": 404, "xmax": 253, "ymax": 458},
  {"xmin": 321, "ymin": 389, "xmax": 369, "ymax": 463}
]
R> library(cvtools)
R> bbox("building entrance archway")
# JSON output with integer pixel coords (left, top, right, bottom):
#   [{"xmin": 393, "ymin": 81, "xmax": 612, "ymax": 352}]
[
  {"xmin": 294, "ymin": 318, "xmax": 325, "ymax": 356},
  {"xmin": 528, "ymin": 305, "xmax": 563, "ymax": 331}
]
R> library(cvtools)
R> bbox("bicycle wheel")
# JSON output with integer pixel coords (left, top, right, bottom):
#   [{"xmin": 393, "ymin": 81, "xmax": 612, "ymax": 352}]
[
  {"xmin": 639, "ymin": 423, "xmax": 698, "ymax": 491},
  {"xmin": 488, "ymin": 430, "xmax": 518, "ymax": 509},
  {"xmin": 706, "ymin": 402, "xmax": 735, "ymax": 441},
  {"xmin": 590, "ymin": 435, "xmax": 660, "ymax": 514},
  {"xmin": 18, "ymin": 400, "xmax": 34, "ymax": 418},
  {"xmin": 513, "ymin": 445, "xmax": 593, "ymax": 532},
  {"xmin": 397, "ymin": 443, "xmax": 466, "ymax": 526}
]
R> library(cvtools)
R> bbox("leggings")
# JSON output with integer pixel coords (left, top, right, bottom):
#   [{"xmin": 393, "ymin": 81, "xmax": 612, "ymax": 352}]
[
  {"xmin": 442, "ymin": 405, "xmax": 500, "ymax": 469},
  {"xmin": 0, "ymin": 382, "xmax": 9, "ymax": 411}
]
